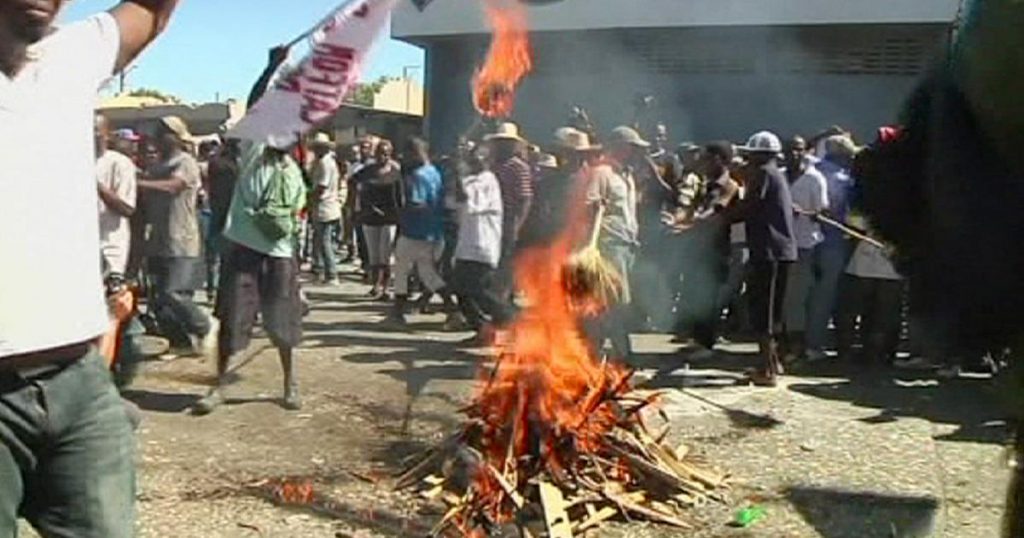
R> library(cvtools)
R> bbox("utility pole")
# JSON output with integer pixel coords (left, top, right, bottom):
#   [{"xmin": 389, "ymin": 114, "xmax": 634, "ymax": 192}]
[
  {"xmin": 119, "ymin": 65, "xmax": 139, "ymax": 94},
  {"xmin": 402, "ymin": 65, "xmax": 422, "ymax": 114}
]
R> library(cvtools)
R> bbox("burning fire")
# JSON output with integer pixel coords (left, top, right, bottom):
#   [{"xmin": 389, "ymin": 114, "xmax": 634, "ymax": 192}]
[
  {"xmin": 472, "ymin": 1, "xmax": 534, "ymax": 118},
  {"xmin": 462, "ymin": 173, "xmax": 633, "ymax": 528}
]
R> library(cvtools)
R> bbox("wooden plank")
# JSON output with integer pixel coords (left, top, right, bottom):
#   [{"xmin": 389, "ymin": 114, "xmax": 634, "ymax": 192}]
[
  {"xmin": 572, "ymin": 505, "xmax": 618, "ymax": 533},
  {"xmin": 605, "ymin": 493, "xmax": 694, "ymax": 529},
  {"xmin": 538, "ymin": 481, "xmax": 574, "ymax": 538}
]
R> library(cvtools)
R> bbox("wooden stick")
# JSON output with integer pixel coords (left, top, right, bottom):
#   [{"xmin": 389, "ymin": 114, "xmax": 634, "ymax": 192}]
[
  {"xmin": 817, "ymin": 215, "xmax": 886, "ymax": 249},
  {"xmin": 586, "ymin": 204, "xmax": 606, "ymax": 250}
]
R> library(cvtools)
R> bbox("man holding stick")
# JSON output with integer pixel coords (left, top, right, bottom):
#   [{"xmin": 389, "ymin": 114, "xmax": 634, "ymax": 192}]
[{"xmin": 0, "ymin": 0, "xmax": 180, "ymax": 535}]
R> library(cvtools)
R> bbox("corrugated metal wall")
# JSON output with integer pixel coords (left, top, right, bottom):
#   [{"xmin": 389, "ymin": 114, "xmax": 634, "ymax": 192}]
[{"xmin": 420, "ymin": 23, "xmax": 948, "ymax": 150}]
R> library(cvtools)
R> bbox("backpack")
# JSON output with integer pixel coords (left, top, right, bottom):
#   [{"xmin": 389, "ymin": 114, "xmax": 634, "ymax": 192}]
[{"xmin": 251, "ymin": 162, "xmax": 299, "ymax": 242}]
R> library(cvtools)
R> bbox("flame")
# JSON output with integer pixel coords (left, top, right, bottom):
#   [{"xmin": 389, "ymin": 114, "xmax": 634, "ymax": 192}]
[
  {"xmin": 472, "ymin": 1, "xmax": 534, "ymax": 118},
  {"xmin": 463, "ymin": 169, "xmax": 632, "ymax": 526},
  {"xmin": 274, "ymin": 480, "xmax": 315, "ymax": 504}
]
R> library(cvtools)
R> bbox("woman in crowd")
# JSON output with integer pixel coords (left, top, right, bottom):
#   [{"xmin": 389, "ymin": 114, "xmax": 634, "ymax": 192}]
[{"xmin": 355, "ymin": 139, "xmax": 403, "ymax": 300}]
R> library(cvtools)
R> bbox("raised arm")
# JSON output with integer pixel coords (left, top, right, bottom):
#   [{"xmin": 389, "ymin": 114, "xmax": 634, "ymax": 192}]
[
  {"xmin": 109, "ymin": 0, "xmax": 180, "ymax": 73},
  {"xmin": 248, "ymin": 46, "xmax": 291, "ymax": 109}
]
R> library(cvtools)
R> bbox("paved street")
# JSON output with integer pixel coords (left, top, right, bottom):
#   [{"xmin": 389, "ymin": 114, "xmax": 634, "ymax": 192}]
[{"xmin": 28, "ymin": 264, "xmax": 1011, "ymax": 537}]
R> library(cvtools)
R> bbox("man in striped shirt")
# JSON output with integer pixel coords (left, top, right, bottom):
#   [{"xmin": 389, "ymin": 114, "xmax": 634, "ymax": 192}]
[{"xmin": 486, "ymin": 123, "xmax": 534, "ymax": 300}]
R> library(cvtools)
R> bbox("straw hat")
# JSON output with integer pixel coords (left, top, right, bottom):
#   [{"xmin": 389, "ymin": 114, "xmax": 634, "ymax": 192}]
[
  {"xmin": 158, "ymin": 116, "xmax": 194, "ymax": 143},
  {"xmin": 484, "ymin": 122, "xmax": 526, "ymax": 143},
  {"xmin": 554, "ymin": 127, "xmax": 601, "ymax": 152},
  {"xmin": 310, "ymin": 132, "xmax": 334, "ymax": 147},
  {"xmin": 536, "ymin": 153, "xmax": 558, "ymax": 169},
  {"xmin": 607, "ymin": 126, "xmax": 650, "ymax": 148}
]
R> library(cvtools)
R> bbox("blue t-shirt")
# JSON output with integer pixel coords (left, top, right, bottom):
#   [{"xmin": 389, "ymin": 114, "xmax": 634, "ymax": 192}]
[{"xmin": 399, "ymin": 164, "xmax": 444, "ymax": 241}]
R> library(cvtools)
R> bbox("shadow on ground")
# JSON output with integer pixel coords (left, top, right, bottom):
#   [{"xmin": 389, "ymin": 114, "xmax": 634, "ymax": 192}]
[
  {"xmin": 787, "ymin": 486, "xmax": 939, "ymax": 538},
  {"xmin": 788, "ymin": 367, "xmax": 1010, "ymax": 445}
]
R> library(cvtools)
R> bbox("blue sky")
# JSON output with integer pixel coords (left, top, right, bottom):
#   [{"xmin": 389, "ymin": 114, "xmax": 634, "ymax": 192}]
[{"xmin": 60, "ymin": 0, "xmax": 425, "ymax": 103}]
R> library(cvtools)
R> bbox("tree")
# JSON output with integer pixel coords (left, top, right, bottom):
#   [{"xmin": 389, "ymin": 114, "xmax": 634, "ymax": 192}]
[
  {"xmin": 345, "ymin": 76, "xmax": 398, "ymax": 107},
  {"xmin": 127, "ymin": 87, "xmax": 182, "ymax": 104}
]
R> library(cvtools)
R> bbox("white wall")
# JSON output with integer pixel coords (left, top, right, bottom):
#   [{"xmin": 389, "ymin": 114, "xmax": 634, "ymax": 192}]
[{"xmin": 394, "ymin": 0, "xmax": 959, "ymax": 37}]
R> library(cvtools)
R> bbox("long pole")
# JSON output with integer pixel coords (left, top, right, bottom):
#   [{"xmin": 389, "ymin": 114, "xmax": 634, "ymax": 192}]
[
  {"xmin": 817, "ymin": 214, "xmax": 886, "ymax": 249},
  {"xmin": 285, "ymin": 0, "xmax": 363, "ymax": 48}
]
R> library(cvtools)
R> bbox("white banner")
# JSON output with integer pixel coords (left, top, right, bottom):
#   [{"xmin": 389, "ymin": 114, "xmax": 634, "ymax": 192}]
[{"xmin": 228, "ymin": 0, "xmax": 397, "ymax": 148}]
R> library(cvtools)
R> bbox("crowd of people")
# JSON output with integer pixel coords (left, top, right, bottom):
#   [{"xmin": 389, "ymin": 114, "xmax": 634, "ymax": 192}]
[{"xmin": 95, "ymin": 94, "xmax": 937, "ymax": 396}]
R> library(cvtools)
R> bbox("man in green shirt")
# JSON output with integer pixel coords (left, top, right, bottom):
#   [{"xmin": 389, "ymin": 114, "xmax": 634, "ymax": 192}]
[{"xmin": 194, "ymin": 47, "xmax": 307, "ymax": 414}]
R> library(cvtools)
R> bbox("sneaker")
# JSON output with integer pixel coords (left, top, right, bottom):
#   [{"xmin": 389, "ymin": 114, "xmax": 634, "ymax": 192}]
[
  {"xmin": 192, "ymin": 388, "xmax": 225, "ymax": 416},
  {"xmin": 323, "ymin": 277, "xmax": 341, "ymax": 286}
]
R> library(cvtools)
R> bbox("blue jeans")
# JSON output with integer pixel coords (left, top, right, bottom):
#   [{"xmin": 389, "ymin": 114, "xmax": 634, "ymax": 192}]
[
  {"xmin": 312, "ymin": 220, "xmax": 340, "ymax": 279},
  {"xmin": 806, "ymin": 240, "xmax": 852, "ymax": 351},
  {"xmin": 0, "ymin": 350, "xmax": 135, "ymax": 537},
  {"xmin": 597, "ymin": 240, "xmax": 637, "ymax": 357}
]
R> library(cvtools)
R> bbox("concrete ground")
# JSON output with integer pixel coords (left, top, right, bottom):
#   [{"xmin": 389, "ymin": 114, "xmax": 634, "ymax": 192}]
[{"xmin": 21, "ymin": 263, "xmax": 1012, "ymax": 537}]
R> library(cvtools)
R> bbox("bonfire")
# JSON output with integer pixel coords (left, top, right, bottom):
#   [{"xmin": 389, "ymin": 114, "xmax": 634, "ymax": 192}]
[{"xmin": 396, "ymin": 3, "xmax": 730, "ymax": 535}]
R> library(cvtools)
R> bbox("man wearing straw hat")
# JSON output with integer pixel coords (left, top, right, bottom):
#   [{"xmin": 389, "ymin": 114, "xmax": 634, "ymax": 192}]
[
  {"xmin": 139, "ymin": 115, "xmax": 215, "ymax": 355},
  {"xmin": 486, "ymin": 122, "xmax": 534, "ymax": 301},
  {"xmin": 518, "ymin": 127, "xmax": 601, "ymax": 248},
  {"xmin": 586, "ymin": 126, "xmax": 644, "ymax": 359},
  {"xmin": 309, "ymin": 132, "xmax": 343, "ymax": 285}
]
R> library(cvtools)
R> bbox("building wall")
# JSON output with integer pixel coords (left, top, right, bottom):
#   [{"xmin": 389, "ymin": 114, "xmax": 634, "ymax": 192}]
[
  {"xmin": 373, "ymin": 78, "xmax": 425, "ymax": 116},
  {"xmin": 421, "ymin": 23, "xmax": 948, "ymax": 149},
  {"xmin": 395, "ymin": 0, "xmax": 958, "ymax": 37}
]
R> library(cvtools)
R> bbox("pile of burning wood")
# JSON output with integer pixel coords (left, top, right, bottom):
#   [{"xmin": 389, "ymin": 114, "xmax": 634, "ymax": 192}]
[
  {"xmin": 396, "ymin": 238, "xmax": 729, "ymax": 536},
  {"xmin": 396, "ymin": 384, "xmax": 730, "ymax": 537},
  {"xmin": 396, "ymin": 4, "xmax": 728, "ymax": 535}
]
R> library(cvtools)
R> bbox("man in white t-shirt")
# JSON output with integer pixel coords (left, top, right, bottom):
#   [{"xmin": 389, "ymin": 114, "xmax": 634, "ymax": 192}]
[
  {"xmin": 95, "ymin": 113, "xmax": 138, "ymax": 276},
  {"xmin": 451, "ymin": 145, "xmax": 512, "ymax": 341},
  {"xmin": 0, "ymin": 2, "xmax": 180, "ymax": 536},
  {"xmin": 780, "ymin": 135, "xmax": 828, "ymax": 358},
  {"xmin": 310, "ymin": 132, "xmax": 343, "ymax": 284}
]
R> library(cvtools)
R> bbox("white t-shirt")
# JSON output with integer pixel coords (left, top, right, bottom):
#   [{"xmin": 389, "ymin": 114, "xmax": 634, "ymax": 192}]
[
  {"xmin": 0, "ymin": 14, "xmax": 121, "ymax": 357},
  {"xmin": 455, "ymin": 171, "xmax": 503, "ymax": 267},
  {"xmin": 789, "ymin": 166, "xmax": 828, "ymax": 250},
  {"xmin": 97, "ymin": 150, "xmax": 138, "ymax": 275},
  {"xmin": 313, "ymin": 152, "xmax": 342, "ymax": 222}
]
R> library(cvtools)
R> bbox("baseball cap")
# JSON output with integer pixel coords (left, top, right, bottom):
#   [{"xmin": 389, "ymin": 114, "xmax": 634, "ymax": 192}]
[
  {"xmin": 114, "ymin": 128, "xmax": 141, "ymax": 142},
  {"xmin": 738, "ymin": 131, "xmax": 782, "ymax": 154}
]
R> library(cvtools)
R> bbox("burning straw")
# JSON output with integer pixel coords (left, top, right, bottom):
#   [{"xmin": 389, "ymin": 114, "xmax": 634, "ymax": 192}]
[
  {"xmin": 473, "ymin": 1, "xmax": 533, "ymax": 118},
  {"xmin": 397, "ymin": 190, "xmax": 729, "ymax": 536}
]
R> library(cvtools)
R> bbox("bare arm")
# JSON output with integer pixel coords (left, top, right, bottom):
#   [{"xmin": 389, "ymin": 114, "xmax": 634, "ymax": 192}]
[
  {"xmin": 109, "ymin": 0, "xmax": 180, "ymax": 73},
  {"xmin": 248, "ymin": 46, "xmax": 291, "ymax": 108},
  {"xmin": 97, "ymin": 183, "xmax": 136, "ymax": 217},
  {"xmin": 137, "ymin": 177, "xmax": 187, "ymax": 194}
]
